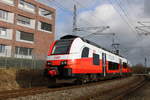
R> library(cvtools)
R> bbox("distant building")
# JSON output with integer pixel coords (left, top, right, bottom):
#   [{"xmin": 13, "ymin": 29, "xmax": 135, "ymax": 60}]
[{"xmin": 0, "ymin": 0, "xmax": 55, "ymax": 59}]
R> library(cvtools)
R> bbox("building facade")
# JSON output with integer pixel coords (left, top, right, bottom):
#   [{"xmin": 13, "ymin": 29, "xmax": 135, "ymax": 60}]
[{"xmin": 0, "ymin": 0, "xmax": 55, "ymax": 59}]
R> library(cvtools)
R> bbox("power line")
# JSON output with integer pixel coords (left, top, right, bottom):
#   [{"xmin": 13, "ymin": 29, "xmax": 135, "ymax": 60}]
[
  {"xmin": 47, "ymin": 0, "xmax": 96, "ymax": 27},
  {"xmin": 125, "ymin": 0, "xmax": 137, "ymax": 19},
  {"xmin": 136, "ymin": 21, "xmax": 150, "ymax": 35},
  {"xmin": 51, "ymin": 0, "xmax": 73, "ymax": 14},
  {"xmin": 109, "ymin": 0, "xmax": 136, "ymax": 34},
  {"xmin": 73, "ymin": 0, "xmax": 117, "ymax": 41},
  {"xmin": 74, "ymin": 0, "xmax": 107, "ymax": 26},
  {"xmin": 118, "ymin": 0, "xmax": 134, "ymax": 22}
]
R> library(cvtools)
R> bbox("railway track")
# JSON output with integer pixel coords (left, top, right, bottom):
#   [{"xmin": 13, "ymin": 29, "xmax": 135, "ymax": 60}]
[
  {"xmin": 74, "ymin": 76, "xmax": 146, "ymax": 100},
  {"xmin": 0, "ymin": 77, "xmax": 125, "ymax": 100},
  {"xmin": 110, "ymin": 78, "xmax": 147, "ymax": 100}
]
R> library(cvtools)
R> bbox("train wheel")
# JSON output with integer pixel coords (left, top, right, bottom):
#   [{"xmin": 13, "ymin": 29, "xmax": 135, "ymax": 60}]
[
  {"xmin": 74, "ymin": 79, "xmax": 83, "ymax": 85},
  {"xmin": 74, "ymin": 78, "xmax": 87, "ymax": 85},
  {"xmin": 48, "ymin": 78, "xmax": 56, "ymax": 87}
]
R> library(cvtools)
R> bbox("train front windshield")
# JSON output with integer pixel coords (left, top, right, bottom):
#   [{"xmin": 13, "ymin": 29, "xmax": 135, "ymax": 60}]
[{"xmin": 52, "ymin": 39, "xmax": 74, "ymax": 55}]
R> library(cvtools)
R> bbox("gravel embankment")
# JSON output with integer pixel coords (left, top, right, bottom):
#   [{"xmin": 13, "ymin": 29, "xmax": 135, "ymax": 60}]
[
  {"xmin": 0, "ymin": 68, "xmax": 50, "ymax": 91},
  {"xmin": 7, "ymin": 76, "xmax": 141, "ymax": 100},
  {"xmin": 123, "ymin": 78, "xmax": 150, "ymax": 100}
]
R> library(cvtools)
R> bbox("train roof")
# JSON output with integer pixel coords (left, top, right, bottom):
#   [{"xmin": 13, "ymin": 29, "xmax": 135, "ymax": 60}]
[{"xmin": 60, "ymin": 35, "xmax": 124, "ymax": 58}]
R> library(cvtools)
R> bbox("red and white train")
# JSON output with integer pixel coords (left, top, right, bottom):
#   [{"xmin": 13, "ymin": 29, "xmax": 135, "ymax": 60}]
[{"xmin": 44, "ymin": 35, "xmax": 131, "ymax": 83}]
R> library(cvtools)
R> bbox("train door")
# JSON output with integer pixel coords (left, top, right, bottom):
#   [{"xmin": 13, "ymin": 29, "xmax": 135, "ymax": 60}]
[
  {"xmin": 119, "ymin": 59, "xmax": 122, "ymax": 75},
  {"xmin": 102, "ymin": 53, "xmax": 106, "ymax": 77}
]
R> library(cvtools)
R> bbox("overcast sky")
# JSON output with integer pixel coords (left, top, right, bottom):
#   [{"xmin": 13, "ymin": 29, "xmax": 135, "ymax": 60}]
[{"xmin": 39, "ymin": 0, "xmax": 150, "ymax": 66}]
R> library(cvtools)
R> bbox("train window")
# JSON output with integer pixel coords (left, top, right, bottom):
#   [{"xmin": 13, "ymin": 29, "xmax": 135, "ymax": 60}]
[
  {"xmin": 81, "ymin": 47, "xmax": 89, "ymax": 58},
  {"xmin": 108, "ymin": 61, "xmax": 119, "ymax": 70},
  {"xmin": 123, "ymin": 62, "xmax": 127, "ymax": 68},
  {"xmin": 52, "ymin": 39, "xmax": 74, "ymax": 54},
  {"xmin": 93, "ymin": 53, "xmax": 100, "ymax": 65}
]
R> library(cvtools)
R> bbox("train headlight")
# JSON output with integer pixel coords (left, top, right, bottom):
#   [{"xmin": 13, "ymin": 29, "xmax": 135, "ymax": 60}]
[
  {"xmin": 47, "ymin": 61, "xmax": 52, "ymax": 66},
  {"xmin": 61, "ymin": 61, "xmax": 67, "ymax": 65}
]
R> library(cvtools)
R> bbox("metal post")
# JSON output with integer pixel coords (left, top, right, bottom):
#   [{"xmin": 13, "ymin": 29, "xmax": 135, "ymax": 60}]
[
  {"xmin": 72, "ymin": 4, "xmax": 77, "ymax": 35},
  {"xmin": 144, "ymin": 57, "xmax": 147, "ymax": 73}
]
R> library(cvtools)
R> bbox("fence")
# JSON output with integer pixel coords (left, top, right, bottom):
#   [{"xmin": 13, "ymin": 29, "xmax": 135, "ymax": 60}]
[{"xmin": 0, "ymin": 55, "xmax": 47, "ymax": 69}]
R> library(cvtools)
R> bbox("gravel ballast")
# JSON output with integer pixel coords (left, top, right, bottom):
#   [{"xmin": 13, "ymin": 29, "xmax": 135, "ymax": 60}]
[
  {"xmin": 7, "ymin": 76, "xmax": 141, "ymax": 100},
  {"xmin": 123, "ymin": 79, "xmax": 150, "ymax": 100}
]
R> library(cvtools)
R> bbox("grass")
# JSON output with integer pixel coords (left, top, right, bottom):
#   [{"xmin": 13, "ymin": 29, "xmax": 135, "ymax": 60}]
[{"xmin": 0, "ymin": 68, "xmax": 50, "ymax": 91}]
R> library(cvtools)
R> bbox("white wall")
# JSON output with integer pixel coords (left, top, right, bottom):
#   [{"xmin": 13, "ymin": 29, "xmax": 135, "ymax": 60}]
[
  {"xmin": 30, "ymin": 19, "xmax": 35, "ymax": 29},
  {"xmin": 8, "ymin": 13, "xmax": 14, "ymax": 23}
]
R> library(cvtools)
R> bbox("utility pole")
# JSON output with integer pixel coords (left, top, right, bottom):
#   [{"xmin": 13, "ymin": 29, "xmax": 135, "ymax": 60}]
[
  {"xmin": 145, "ymin": 57, "xmax": 147, "ymax": 67},
  {"xmin": 112, "ymin": 43, "xmax": 120, "ymax": 55},
  {"xmin": 72, "ymin": 4, "xmax": 77, "ymax": 35},
  {"xmin": 144, "ymin": 57, "xmax": 147, "ymax": 73}
]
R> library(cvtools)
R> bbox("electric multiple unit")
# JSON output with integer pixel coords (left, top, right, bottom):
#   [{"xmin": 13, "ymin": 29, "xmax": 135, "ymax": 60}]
[{"xmin": 44, "ymin": 35, "xmax": 131, "ymax": 82}]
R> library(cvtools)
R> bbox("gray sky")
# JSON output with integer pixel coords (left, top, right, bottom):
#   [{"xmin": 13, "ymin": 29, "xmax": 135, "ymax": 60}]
[{"xmin": 39, "ymin": 0, "xmax": 150, "ymax": 66}]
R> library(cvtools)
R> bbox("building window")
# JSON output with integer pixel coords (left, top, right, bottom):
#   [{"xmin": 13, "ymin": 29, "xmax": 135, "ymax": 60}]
[
  {"xmin": 19, "ymin": 31, "xmax": 34, "ymax": 42},
  {"xmin": 0, "ymin": 44, "xmax": 6, "ymax": 53},
  {"xmin": 0, "ymin": 0, "xmax": 14, "ymax": 5},
  {"xmin": 93, "ymin": 53, "xmax": 100, "ymax": 65},
  {"xmin": 81, "ymin": 47, "xmax": 89, "ymax": 58},
  {"xmin": 17, "ymin": 15, "xmax": 30, "ymax": 25},
  {"xmin": 39, "ymin": 8, "xmax": 52, "ymax": 19},
  {"xmin": 0, "ymin": 27, "xmax": 7, "ymax": 36},
  {"xmin": 0, "ymin": 10, "xmax": 8, "ymax": 20},
  {"xmin": 0, "ymin": 27, "xmax": 12, "ymax": 40},
  {"xmin": 108, "ymin": 62, "xmax": 119, "ymax": 70},
  {"xmin": 19, "ymin": 0, "xmax": 35, "ymax": 13},
  {"xmin": 41, "ymin": 22, "xmax": 52, "ymax": 32},
  {"xmin": 15, "ymin": 46, "xmax": 33, "ymax": 56}
]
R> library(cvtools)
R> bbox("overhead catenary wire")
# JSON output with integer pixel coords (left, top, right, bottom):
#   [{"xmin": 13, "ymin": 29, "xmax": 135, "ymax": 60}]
[
  {"xmin": 107, "ymin": 0, "xmax": 137, "ymax": 34},
  {"xmin": 72, "ymin": 0, "xmax": 121, "ymax": 52},
  {"xmin": 72, "ymin": 0, "xmax": 117, "ymax": 42},
  {"xmin": 107, "ymin": 0, "xmax": 142, "ymax": 47},
  {"xmin": 117, "ymin": 0, "xmax": 134, "ymax": 23},
  {"xmin": 125, "ymin": 0, "xmax": 138, "ymax": 19}
]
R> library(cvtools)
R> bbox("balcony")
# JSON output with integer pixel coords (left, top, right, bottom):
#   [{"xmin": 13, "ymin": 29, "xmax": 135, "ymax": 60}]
[
  {"xmin": 0, "ymin": 27, "xmax": 13, "ymax": 40},
  {"xmin": 0, "ymin": 44, "xmax": 12, "ymax": 57},
  {"xmin": 39, "ymin": 8, "xmax": 53, "ymax": 19},
  {"xmin": 0, "ymin": 0, "xmax": 14, "ymax": 6},
  {"xmin": 15, "ymin": 46, "xmax": 33, "ymax": 59},
  {"xmin": 0, "ymin": 9, "xmax": 14, "ymax": 23},
  {"xmin": 16, "ymin": 15, "xmax": 35, "ymax": 29},
  {"xmin": 18, "ymin": 0, "xmax": 35, "ymax": 13}
]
